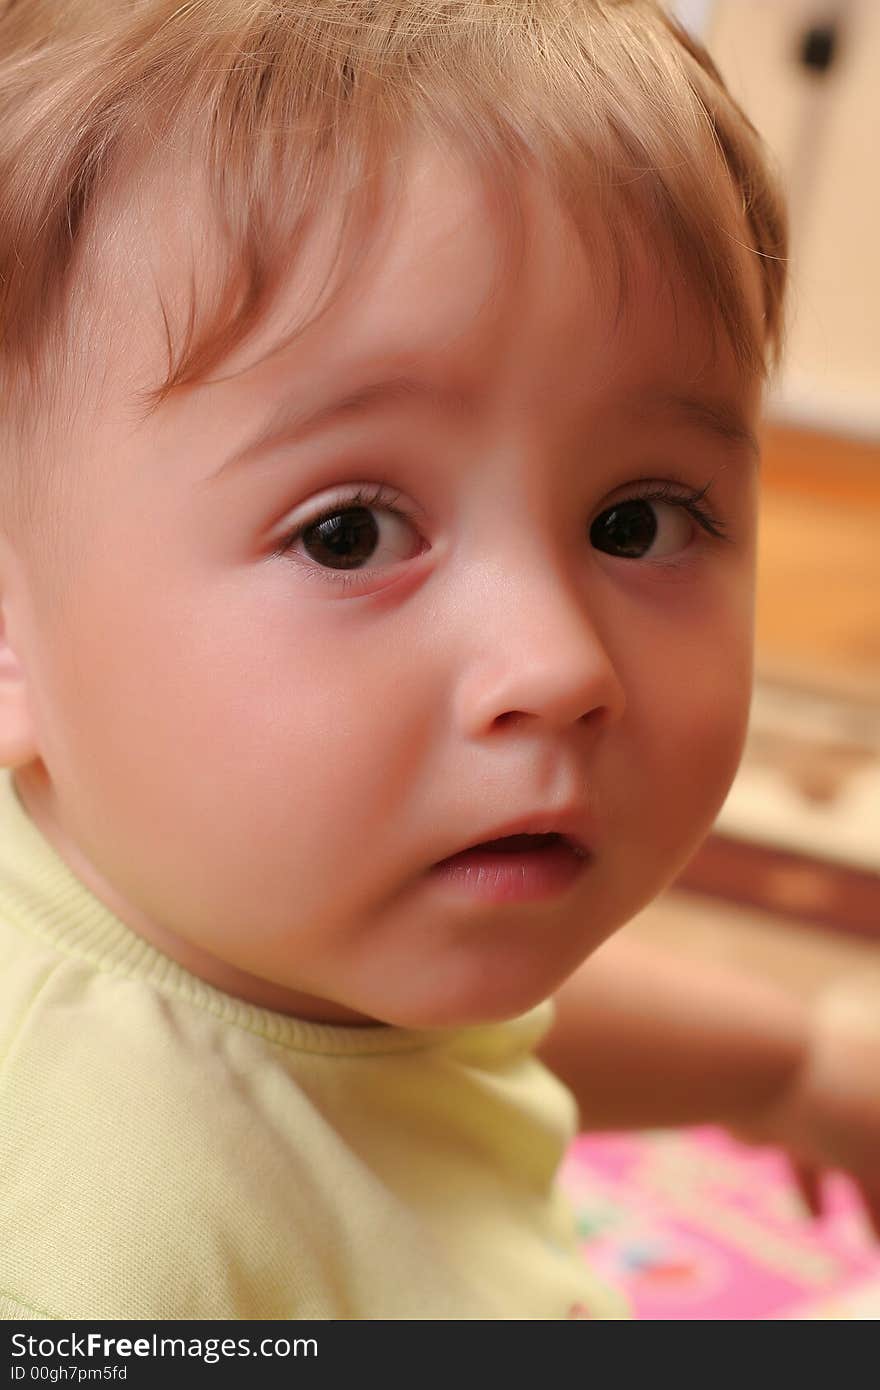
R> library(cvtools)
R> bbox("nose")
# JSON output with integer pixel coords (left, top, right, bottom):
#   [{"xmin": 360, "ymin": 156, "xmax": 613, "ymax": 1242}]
[{"xmin": 453, "ymin": 554, "xmax": 627, "ymax": 738}]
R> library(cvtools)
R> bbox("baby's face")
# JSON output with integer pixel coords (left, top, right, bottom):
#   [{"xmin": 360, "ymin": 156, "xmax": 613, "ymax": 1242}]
[{"xmin": 6, "ymin": 142, "xmax": 762, "ymax": 1026}]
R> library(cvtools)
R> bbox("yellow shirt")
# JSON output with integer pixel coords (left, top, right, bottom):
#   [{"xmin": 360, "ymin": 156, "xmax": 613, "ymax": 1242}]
[{"xmin": 0, "ymin": 768, "xmax": 627, "ymax": 1320}]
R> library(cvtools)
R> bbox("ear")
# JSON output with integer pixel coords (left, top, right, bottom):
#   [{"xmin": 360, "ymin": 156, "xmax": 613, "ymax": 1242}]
[{"xmin": 0, "ymin": 548, "xmax": 40, "ymax": 769}]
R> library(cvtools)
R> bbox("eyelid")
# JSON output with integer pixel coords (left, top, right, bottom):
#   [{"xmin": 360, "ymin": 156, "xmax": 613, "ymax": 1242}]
[
  {"xmin": 283, "ymin": 481, "xmax": 408, "ymax": 529},
  {"xmin": 609, "ymin": 478, "xmax": 730, "ymax": 542},
  {"xmin": 271, "ymin": 482, "xmax": 422, "ymax": 579},
  {"xmin": 270, "ymin": 472, "xmax": 730, "ymax": 583}
]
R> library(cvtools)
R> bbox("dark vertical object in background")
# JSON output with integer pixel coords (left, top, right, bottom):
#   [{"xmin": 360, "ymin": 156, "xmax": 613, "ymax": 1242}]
[
  {"xmin": 785, "ymin": 4, "xmax": 852, "ymax": 273},
  {"xmin": 799, "ymin": 22, "xmax": 839, "ymax": 75}
]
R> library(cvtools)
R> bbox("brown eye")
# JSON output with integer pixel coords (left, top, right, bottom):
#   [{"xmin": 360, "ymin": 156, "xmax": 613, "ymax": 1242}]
[
  {"xmin": 278, "ymin": 486, "xmax": 423, "ymax": 577},
  {"xmin": 592, "ymin": 499, "xmax": 656, "ymax": 558},
  {"xmin": 590, "ymin": 484, "xmax": 728, "ymax": 560},
  {"xmin": 302, "ymin": 507, "xmax": 383, "ymax": 570}
]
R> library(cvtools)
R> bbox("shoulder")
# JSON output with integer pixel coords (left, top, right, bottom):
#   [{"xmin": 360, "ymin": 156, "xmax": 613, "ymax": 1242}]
[{"xmin": 0, "ymin": 959, "xmax": 343, "ymax": 1318}]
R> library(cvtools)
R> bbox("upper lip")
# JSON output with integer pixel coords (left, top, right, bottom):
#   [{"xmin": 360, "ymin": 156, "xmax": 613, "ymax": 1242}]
[{"xmin": 436, "ymin": 808, "xmax": 594, "ymax": 862}]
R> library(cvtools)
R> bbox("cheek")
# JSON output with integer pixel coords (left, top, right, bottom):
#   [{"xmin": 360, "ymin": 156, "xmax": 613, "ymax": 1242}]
[
  {"xmin": 136, "ymin": 609, "xmax": 436, "ymax": 859},
  {"xmin": 252, "ymin": 625, "xmax": 437, "ymax": 832},
  {"xmin": 37, "ymin": 585, "xmax": 440, "ymax": 938},
  {"xmin": 620, "ymin": 579, "xmax": 754, "ymax": 851},
  {"xmin": 670, "ymin": 657, "xmax": 751, "ymax": 801}
]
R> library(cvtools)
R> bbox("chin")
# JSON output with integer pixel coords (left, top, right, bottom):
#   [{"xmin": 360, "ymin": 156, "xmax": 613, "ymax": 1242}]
[{"xmin": 378, "ymin": 975, "xmax": 559, "ymax": 1031}]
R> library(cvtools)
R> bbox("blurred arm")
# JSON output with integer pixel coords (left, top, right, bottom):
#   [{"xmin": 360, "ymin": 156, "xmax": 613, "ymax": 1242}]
[
  {"xmin": 537, "ymin": 929, "xmax": 809, "ymax": 1130},
  {"xmin": 539, "ymin": 928, "xmax": 880, "ymax": 1235}
]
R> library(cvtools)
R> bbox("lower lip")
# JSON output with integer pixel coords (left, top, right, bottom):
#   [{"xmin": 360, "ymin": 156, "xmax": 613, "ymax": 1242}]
[{"xmin": 427, "ymin": 843, "xmax": 590, "ymax": 904}]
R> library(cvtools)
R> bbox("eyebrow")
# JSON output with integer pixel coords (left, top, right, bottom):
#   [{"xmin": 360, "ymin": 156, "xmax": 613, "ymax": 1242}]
[
  {"xmin": 214, "ymin": 374, "xmax": 476, "ymax": 479},
  {"xmin": 213, "ymin": 371, "xmax": 760, "ymax": 479},
  {"xmin": 626, "ymin": 387, "xmax": 761, "ymax": 462}
]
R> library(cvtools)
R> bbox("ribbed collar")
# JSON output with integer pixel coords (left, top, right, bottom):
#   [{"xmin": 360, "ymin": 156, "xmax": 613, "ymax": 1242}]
[{"xmin": 0, "ymin": 767, "xmax": 550, "ymax": 1057}]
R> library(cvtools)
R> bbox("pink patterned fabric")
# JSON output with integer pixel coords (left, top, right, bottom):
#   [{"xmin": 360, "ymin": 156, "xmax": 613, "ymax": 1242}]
[{"xmin": 562, "ymin": 1126, "xmax": 880, "ymax": 1319}]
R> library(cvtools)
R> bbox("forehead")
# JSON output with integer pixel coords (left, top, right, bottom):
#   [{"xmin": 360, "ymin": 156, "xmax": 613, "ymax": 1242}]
[{"xmin": 86, "ymin": 134, "xmax": 762, "ymax": 446}]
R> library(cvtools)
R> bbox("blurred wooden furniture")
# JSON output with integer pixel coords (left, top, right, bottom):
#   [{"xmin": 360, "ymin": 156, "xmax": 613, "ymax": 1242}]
[
  {"xmin": 649, "ymin": 421, "xmax": 880, "ymax": 991},
  {"xmin": 756, "ymin": 423, "xmax": 880, "ymax": 695}
]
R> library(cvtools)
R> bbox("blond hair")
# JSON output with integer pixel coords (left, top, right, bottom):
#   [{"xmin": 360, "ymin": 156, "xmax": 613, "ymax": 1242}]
[{"xmin": 0, "ymin": 0, "xmax": 787, "ymax": 548}]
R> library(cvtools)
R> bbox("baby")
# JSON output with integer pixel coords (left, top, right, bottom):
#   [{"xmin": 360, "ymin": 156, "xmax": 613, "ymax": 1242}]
[{"xmin": 1, "ymin": 0, "xmax": 877, "ymax": 1321}]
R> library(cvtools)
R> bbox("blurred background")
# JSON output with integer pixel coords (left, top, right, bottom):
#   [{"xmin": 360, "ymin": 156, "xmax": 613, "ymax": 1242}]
[
  {"xmin": 661, "ymin": 0, "xmax": 880, "ymax": 1054},
  {"xmin": 565, "ymin": 0, "xmax": 880, "ymax": 1319},
  {"xmin": 659, "ymin": 0, "xmax": 880, "ymax": 1066}
]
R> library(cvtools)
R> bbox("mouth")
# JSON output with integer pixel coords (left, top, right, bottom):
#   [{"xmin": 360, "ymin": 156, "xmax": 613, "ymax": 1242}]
[
  {"xmin": 429, "ymin": 832, "xmax": 591, "ymax": 904},
  {"xmin": 452, "ymin": 832, "xmax": 589, "ymax": 859}
]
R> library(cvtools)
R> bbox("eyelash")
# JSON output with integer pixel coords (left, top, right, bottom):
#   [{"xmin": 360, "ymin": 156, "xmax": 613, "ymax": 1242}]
[
  {"xmin": 274, "ymin": 478, "xmax": 729, "ymax": 587},
  {"xmin": 627, "ymin": 479, "xmax": 729, "ymax": 540},
  {"xmin": 274, "ymin": 484, "xmax": 407, "ymax": 592}
]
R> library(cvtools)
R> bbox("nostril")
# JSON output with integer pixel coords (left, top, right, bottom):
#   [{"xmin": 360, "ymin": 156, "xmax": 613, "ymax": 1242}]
[{"xmin": 496, "ymin": 711, "xmax": 528, "ymax": 731}]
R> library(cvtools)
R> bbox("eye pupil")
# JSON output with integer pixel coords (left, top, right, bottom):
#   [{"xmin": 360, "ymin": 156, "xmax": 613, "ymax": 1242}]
[
  {"xmin": 590, "ymin": 499, "xmax": 658, "ymax": 558},
  {"xmin": 304, "ymin": 507, "xmax": 379, "ymax": 570}
]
